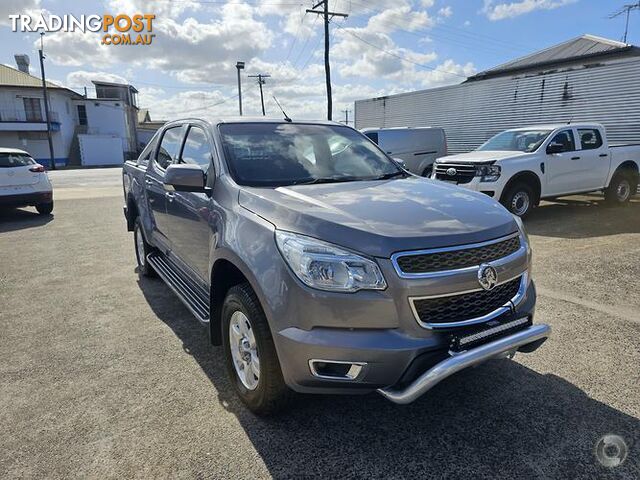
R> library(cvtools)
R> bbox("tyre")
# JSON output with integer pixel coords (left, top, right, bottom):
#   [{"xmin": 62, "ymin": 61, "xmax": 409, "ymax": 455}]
[
  {"xmin": 422, "ymin": 165, "xmax": 433, "ymax": 178},
  {"xmin": 134, "ymin": 217, "xmax": 155, "ymax": 277},
  {"xmin": 605, "ymin": 170, "xmax": 636, "ymax": 205},
  {"xmin": 35, "ymin": 201, "xmax": 53, "ymax": 215},
  {"xmin": 222, "ymin": 283, "xmax": 291, "ymax": 415},
  {"xmin": 501, "ymin": 182, "xmax": 535, "ymax": 217}
]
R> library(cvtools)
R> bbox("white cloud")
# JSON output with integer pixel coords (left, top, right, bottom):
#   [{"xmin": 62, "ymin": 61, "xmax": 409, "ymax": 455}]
[
  {"xmin": 66, "ymin": 70, "xmax": 128, "ymax": 88},
  {"xmin": 0, "ymin": 0, "xmax": 41, "ymax": 26},
  {"xmin": 367, "ymin": 5, "xmax": 435, "ymax": 33},
  {"xmin": 482, "ymin": 0, "xmax": 577, "ymax": 21},
  {"xmin": 438, "ymin": 6, "xmax": 453, "ymax": 18}
]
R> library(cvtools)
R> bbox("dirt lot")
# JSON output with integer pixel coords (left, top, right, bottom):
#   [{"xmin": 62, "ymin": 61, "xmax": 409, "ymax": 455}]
[{"xmin": 1, "ymin": 168, "xmax": 639, "ymax": 479}]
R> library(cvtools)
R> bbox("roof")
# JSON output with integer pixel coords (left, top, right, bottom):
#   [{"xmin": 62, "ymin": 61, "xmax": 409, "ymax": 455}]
[
  {"xmin": 507, "ymin": 122, "xmax": 604, "ymax": 131},
  {"xmin": 0, "ymin": 63, "xmax": 67, "ymax": 90},
  {"xmin": 92, "ymin": 80, "xmax": 139, "ymax": 93},
  {"xmin": 469, "ymin": 34, "xmax": 633, "ymax": 80},
  {"xmin": 0, "ymin": 147, "xmax": 30, "ymax": 154}
]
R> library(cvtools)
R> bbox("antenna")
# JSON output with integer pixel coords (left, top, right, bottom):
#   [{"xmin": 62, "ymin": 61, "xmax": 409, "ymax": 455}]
[
  {"xmin": 272, "ymin": 96, "xmax": 291, "ymax": 122},
  {"xmin": 567, "ymin": 118, "xmax": 572, "ymax": 124}
]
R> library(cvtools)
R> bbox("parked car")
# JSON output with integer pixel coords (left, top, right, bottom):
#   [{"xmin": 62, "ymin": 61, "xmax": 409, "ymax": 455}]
[
  {"xmin": 0, "ymin": 148, "xmax": 53, "ymax": 215},
  {"xmin": 431, "ymin": 123, "xmax": 639, "ymax": 216},
  {"xmin": 122, "ymin": 118, "xmax": 550, "ymax": 414},
  {"xmin": 361, "ymin": 126, "xmax": 447, "ymax": 177}
]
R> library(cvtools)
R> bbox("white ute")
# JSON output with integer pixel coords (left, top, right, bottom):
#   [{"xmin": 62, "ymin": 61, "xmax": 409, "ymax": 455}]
[
  {"xmin": 432, "ymin": 123, "xmax": 639, "ymax": 216},
  {"xmin": 0, "ymin": 148, "xmax": 53, "ymax": 215}
]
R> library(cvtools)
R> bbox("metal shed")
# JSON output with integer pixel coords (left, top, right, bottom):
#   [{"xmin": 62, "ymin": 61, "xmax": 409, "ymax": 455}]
[{"xmin": 355, "ymin": 35, "xmax": 640, "ymax": 154}]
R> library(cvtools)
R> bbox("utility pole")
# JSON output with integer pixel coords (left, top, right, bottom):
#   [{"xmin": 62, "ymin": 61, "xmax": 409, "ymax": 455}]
[
  {"xmin": 609, "ymin": 2, "xmax": 640, "ymax": 43},
  {"xmin": 236, "ymin": 61, "xmax": 245, "ymax": 115},
  {"xmin": 38, "ymin": 33, "xmax": 56, "ymax": 170},
  {"xmin": 248, "ymin": 74, "xmax": 271, "ymax": 116},
  {"xmin": 306, "ymin": 1, "xmax": 348, "ymax": 120},
  {"xmin": 342, "ymin": 108, "xmax": 350, "ymax": 125}
]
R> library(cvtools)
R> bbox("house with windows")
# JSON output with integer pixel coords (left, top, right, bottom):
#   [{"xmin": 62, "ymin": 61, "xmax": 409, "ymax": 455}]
[
  {"xmin": 0, "ymin": 57, "xmax": 82, "ymax": 167},
  {"xmin": 0, "ymin": 56, "xmax": 141, "ymax": 167}
]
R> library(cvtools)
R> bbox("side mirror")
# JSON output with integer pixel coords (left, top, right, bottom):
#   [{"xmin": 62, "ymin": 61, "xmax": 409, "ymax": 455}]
[
  {"xmin": 164, "ymin": 164, "xmax": 207, "ymax": 193},
  {"xmin": 546, "ymin": 142, "xmax": 564, "ymax": 154},
  {"xmin": 392, "ymin": 157, "xmax": 407, "ymax": 169}
]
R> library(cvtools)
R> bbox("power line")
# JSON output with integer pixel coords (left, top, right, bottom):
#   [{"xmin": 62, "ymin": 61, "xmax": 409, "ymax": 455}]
[
  {"xmin": 333, "ymin": 22, "xmax": 468, "ymax": 79},
  {"xmin": 306, "ymin": 0, "xmax": 349, "ymax": 120},
  {"xmin": 248, "ymin": 73, "xmax": 271, "ymax": 115},
  {"xmin": 141, "ymin": 93, "xmax": 239, "ymax": 115},
  {"xmin": 609, "ymin": 2, "xmax": 640, "ymax": 43}
]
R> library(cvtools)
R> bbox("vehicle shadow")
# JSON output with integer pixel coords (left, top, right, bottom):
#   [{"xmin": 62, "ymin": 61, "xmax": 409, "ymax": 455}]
[
  {"xmin": 0, "ymin": 207, "xmax": 53, "ymax": 232},
  {"xmin": 137, "ymin": 276, "xmax": 639, "ymax": 479},
  {"xmin": 525, "ymin": 195, "xmax": 640, "ymax": 239}
]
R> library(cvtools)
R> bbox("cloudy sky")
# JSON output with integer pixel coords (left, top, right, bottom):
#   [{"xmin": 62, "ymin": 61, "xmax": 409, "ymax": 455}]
[{"xmin": 0, "ymin": 0, "xmax": 636, "ymax": 122}]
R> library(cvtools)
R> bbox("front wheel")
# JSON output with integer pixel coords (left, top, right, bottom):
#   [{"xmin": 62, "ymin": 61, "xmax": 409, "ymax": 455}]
[
  {"xmin": 605, "ymin": 170, "xmax": 636, "ymax": 205},
  {"xmin": 501, "ymin": 182, "xmax": 534, "ymax": 217},
  {"xmin": 222, "ymin": 283, "xmax": 291, "ymax": 415}
]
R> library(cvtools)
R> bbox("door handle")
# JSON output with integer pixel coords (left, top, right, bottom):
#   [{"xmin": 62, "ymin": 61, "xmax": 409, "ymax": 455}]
[
  {"xmin": 571, "ymin": 156, "xmax": 580, "ymax": 160},
  {"xmin": 145, "ymin": 178, "xmax": 153, "ymax": 186},
  {"xmin": 165, "ymin": 192, "xmax": 175, "ymax": 202},
  {"xmin": 599, "ymin": 153, "xmax": 608, "ymax": 157}
]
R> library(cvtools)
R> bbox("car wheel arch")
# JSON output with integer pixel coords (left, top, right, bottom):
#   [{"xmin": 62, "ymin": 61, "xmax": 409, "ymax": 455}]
[
  {"xmin": 209, "ymin": 255, "xmax": 268, "ymax": 346},
  {"xmin": 501, "ymin": 171, "xmax": 542, "ymax": 206}
]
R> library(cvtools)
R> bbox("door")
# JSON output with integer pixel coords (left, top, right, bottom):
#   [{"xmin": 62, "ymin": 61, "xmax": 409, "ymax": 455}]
[
  {"xmin": 165, "ymin": 124, "xmax": 215, "ymax": 281},
  {"xmin": 543, "ymin": 128, "xmax": 584, "ymax": 196},
  {"xmin": 145, "ymin": 125, "xmax": 185, "ymax": 249},
  {"xmin": 576, "ymin": 127, "xmax": 609, "ymax": 190}
]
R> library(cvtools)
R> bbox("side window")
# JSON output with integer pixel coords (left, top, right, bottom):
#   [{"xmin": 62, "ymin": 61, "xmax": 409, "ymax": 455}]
[
  {"xmin": 137, "ymin": 137, "xmax": 156, "ymax": 166},
  {"xmin": 364, "ymin": 131, "xmax": 379, "ymax": 144},
  {"xmin": 180, "ymin": 126, "xmax": 212, "ymax": 169},
  {"xmin": 549, "ymin": 130, "xmax": 575, "ymax": 153},
  {"xmin": 156, "ymin": 126, "xmax": 183, "ymax": 170},
  {"xmin": 578, "ymin": 129, "xmax": 603, "ymax": 150}
]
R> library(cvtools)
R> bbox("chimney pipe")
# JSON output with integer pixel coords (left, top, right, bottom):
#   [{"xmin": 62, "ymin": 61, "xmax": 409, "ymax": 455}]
[{"xmin": 14, "ymin": 54, "xmax": 30, "ymax": 74}]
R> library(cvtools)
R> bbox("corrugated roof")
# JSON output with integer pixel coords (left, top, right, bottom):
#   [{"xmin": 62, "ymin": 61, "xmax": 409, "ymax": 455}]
[
  {"xmin": 470, "ymin": 34, "xmax": 631, "ymax": 79},
  {"xmin": 0, "ymin": 63, "xmax": 63, "ymax": 89}
]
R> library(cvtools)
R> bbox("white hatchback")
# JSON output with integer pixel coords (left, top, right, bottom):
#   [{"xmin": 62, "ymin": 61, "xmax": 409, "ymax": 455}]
[{"xmin": 0, "ymin": 148, "xmax": 53, "ymax": 215}]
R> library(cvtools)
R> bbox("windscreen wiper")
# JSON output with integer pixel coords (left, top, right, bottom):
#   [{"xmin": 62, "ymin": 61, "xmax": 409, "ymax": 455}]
[
  {"xmin": 370, "ymin": 171, "xmax": 408, "ymax": 180},
  {"xmin": 290, "ymin": 176, "xmax": 361, "ymax": 185}
]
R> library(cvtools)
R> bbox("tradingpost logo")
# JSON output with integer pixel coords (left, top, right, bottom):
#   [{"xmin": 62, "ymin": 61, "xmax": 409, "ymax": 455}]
[{"xmin": 9, "ymin": 13, "xmax": 156, "ymax": 46}]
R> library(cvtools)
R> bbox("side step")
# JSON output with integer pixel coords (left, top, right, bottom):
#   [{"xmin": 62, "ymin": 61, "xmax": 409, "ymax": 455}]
[{"xmin": 147, "ymin": 252, "xmax": 210, "ymax": 324}]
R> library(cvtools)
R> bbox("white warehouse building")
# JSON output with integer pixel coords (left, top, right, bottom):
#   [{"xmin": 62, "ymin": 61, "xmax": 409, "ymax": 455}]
[{"xmin": 355, "ymin": 35, "xmax": 640, "ymax": 154}]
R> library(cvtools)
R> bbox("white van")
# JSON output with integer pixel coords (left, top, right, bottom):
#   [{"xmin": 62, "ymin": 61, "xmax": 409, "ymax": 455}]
[{"xmin": 362, "ymin": 127, "xmax": 447, "ymax": 176}]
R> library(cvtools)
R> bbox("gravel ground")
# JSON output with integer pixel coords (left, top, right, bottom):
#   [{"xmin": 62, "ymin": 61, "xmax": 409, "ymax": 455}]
[{"xmin": 1, "ymin": 169, "xmax": 638, "ymax": 479}]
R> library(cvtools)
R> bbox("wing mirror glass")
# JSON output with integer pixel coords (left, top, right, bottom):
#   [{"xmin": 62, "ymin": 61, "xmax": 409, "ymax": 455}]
[
  {"xmin": 163, "ymin": 164, "xmax": 208, "ymax": 193},
  {"xmin": 546, "ymin": 142, "xmax": 564, "ymax": 154}
]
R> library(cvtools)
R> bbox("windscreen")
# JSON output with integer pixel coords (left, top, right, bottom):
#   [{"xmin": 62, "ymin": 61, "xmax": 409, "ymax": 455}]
[
  {"xmin": 219, "ymin": 123, "xmax": 401, "ymax": 187},
  {"xmin": 477, "ymin": 130, "xmax": 552, "ymax": 153},
  {"xmin": 0, "ymin": 152, "xmax": 36, "ymax": 168}
]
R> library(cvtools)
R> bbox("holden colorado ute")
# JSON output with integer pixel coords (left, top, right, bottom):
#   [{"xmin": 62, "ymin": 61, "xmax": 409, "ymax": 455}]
[
  {"xmin": 432, "ymin": 123, "xmax": 639, "ymax": 216},
  {"xmin": 122, "ymin": 118, "xmax": 550, "ymax": 414}
]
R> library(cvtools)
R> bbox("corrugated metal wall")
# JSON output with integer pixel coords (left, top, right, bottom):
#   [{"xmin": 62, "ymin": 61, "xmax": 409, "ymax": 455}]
[{"xmin": 355, "ymin": 57, "xmax": 640, "ymax": 154}]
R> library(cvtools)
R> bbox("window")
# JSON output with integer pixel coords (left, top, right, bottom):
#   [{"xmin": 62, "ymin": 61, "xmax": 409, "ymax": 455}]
[
  {"xmin": 23, "ymin": 98, "xmax": 43, "ymax": 122},
  {"xmin": 477, "ymin": 130, "xmax": 552, "ymax": 153},
  {"xmin": 155, "ymin": 126, "xmax": 183, "ymax": 170},
  {"xmin": 364, "ymin": 131, "xmax": 379, "ymax": 144},
  {"xmin": 219, "ymin": 123, "xmax": 401, "ymax": 187},
  {"xmin": 578, "ymin": 129, "xmax": 603, "ymax": 150},
  {"xmin": 180, "ymin": 127, "xmax": 212, "ymax": 169},
  {"xmin": 77, "ymin": 105, "xmax": 88, "ymax": 126},
  {"xmin": 0, "ymin": 152, "xmax": 36, "ymax": 168},
  {"xmin": 137, "ymin": 137, "xmax": 157, "ymax": 166},
  {"xmin": 548, "ymin": 130, "xmax": 575, "ymax": 153}
]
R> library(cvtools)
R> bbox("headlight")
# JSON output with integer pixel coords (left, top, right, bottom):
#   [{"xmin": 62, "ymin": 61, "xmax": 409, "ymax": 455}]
[
  {"xmin": 513, "ymin": 214, "xmax": 532, "ymax": 260},
  {"xmin": 476, "ymin": 164, "xmax": 501, "ymax": 182},
  {"xmin": 275, "ymin": 231, "xmax": 386, "ymax": 292}
]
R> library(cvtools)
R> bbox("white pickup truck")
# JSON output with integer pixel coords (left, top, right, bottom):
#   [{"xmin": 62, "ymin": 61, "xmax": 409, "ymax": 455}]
[{"xmin": 431, "ymin": 123, "xmax": 639, "ymax": 216}]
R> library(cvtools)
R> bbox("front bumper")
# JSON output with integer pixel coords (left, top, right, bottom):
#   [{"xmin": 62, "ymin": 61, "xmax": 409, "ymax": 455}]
[
  {"xmin": 275, "ymin": 280, "xmax": 540, "ymax": 398},
  {"xmin": 378, "ymin": 323, "xmax": 550, "ymax": 404}
]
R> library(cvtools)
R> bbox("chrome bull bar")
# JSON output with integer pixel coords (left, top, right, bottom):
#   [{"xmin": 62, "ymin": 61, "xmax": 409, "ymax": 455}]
[{"xmin": 377, "ymin": 323, "xmax": 551, "ymax": 405}]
